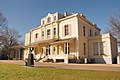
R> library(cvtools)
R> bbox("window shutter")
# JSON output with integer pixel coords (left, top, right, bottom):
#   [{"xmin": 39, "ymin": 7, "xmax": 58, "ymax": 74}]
[
  {"xmin": 62, "ymin": 26, "xmax": 65, "ymax": 37},
  {"xmin": 69, "ymin": 24, "xmax": 71, "ymax": 35}
]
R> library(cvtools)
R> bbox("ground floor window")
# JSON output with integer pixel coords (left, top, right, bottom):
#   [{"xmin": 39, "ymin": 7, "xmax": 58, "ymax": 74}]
[
  {"xmin": 46, "ymin": 45, "xmax": 50, "ymax": 55},
  {"xmin": 83, "ymin": 43, "xmax": 86, "ymax": 55},
  {"xmin": 93, "ymin": 42, "xmax": 105, "ymax": 55},
  {"xmin": 65, "ymin": 43, "xmax": 70, "ymax": 54}
]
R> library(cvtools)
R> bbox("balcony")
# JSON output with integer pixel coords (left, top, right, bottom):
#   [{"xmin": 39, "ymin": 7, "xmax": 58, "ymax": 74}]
[{"xmin": 31, "ymin": 35, "xmax": 59, "ymax": 45}]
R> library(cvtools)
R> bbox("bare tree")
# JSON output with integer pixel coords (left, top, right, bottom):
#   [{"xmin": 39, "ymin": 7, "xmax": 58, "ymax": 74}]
[
  {"xmin": 0, "ymin": 13, "xmax": 7, "ymax": 31},
  {"xmin": 0, "ymin": 12, "xmax": 22, "ymax": 59},
  {"xmin": 107, "ymin": 10, "xmax": 120, "ymax": 41},
  {"xmin": 0, "ymin": 28, "xmax": 21, "ymax": 59}
]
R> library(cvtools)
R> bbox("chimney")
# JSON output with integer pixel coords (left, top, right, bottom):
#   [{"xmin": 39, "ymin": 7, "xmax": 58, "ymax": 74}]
[{"xmin": 64, "ymin": 12, "xmax": 67, "ymax": 17}]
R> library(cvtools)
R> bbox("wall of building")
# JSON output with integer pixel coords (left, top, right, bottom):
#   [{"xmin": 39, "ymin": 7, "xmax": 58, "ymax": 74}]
[
  {"xmin": 24, "ymin": 12, "xmax": 118, "ymax": 64},
  {"xmin": 25, "ymin": 33, "xmax": 30, "ymax": 46},
  {"xmin": 88, "ymin": 33, "xmax": 117, "ymax": 64},
  {"xmin": 59, "ymin": 16, "xmax": 78, "ymax": 39}
]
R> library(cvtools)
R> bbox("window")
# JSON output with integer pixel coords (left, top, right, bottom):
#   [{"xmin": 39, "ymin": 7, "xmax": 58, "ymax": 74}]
[
  {"xmin": 83, "ymin": 26, "xmax": 85, "ymax": 36},
  {"xmin": 83, "ymin": 43, "xmax": 86, "ymax": 55},
  {"xmin": 65, "ymin": 43, "xmax": 70, "ymax": 54},
  {"xmin": 47, "ymin": 17, "xmax": 51, "ymax": 23},
  {"xmin": 53, "ymin": 28, "xmax": 56, "ymax": 35},
  {"xmin": 46, "ymin": 45, "xmax": 50, "ymax": 55},
  {"xmin": 93, "ymin": 42, "xmax": 99, "ymax": 55},
  {"xmin": 47, "ymin": 29, "xmax": 50, "ymax": 36},
  {"xmin": 42, "ymin": 21, "xmax": 44, "ymax": 24},
  {"xmin": 53, "ymin": 47, "xmax": 56, "ymax": 51},
  {"xmin": 42, "ymin": 31, "xmax": 44, "ymax": 37},
  {"xmin": 100, "ymin": 42, "xmax": 104, "ymax": 55},
  {"xmin": 90, "ymin": 29, "xmax": 92, "ymax": 36},
  {"xmin": 64, "ymin": 25, "xmax": 69, "ymax": 36},
  {"xmin": 93, "ymin": 42, "xmax": 105, "ymax": 55},
  {"xmin": 95, "ymin": 32, "xmax": 97, "ymax": 35},
  {"xmin": 35, "ymin": 33, "xmax": 38, "ymax": 38},
  {"xmin": 54, "ymin": 16, "xmax": 56, "ymax": 21}
]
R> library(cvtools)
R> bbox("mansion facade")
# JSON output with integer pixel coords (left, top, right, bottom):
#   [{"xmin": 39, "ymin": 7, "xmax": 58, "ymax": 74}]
[{"xmin": 24, "ymin": 12, "xmax": 118, "ymax": 64}]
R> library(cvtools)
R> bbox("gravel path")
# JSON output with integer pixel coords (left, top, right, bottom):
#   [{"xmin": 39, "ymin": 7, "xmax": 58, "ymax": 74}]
[{"xmin": 0, "ymin": 60, "xmax": 120, "ymax": 72}]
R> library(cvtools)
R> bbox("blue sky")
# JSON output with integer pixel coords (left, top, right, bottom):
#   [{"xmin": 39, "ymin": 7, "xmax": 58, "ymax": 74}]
[{"xmin": 0, "ymin": 0, "xmax": 120, "ymax": 41}]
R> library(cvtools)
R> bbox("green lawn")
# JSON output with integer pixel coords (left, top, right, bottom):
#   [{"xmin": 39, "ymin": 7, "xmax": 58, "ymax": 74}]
[{"xmin": 0, "ymin": 63, "xmax": 120, "ymax": 80}]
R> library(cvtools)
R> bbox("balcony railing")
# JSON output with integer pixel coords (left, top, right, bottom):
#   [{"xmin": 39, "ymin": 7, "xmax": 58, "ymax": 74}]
[{"xmin": 31, "ymin": 35, "xmax": 59, "ymax": 44}]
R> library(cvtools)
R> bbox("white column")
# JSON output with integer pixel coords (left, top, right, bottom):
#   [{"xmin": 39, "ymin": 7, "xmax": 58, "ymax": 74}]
[
  {"xmin": 19, "ymin": 49, "xmax": 21, "ymax": 60},
  {"xmin": 64, "ymin": 41, "xmax": 69, "ymax": 64},
  {"xmin": 117, "ymin": 55, "xmax": 120, "ymax": 64},
  {"xmin": 98, "ymin": 42, "xmax": 101, "ymax": 55},
  {"xmin": 84, "ymin": 57, "xmax": 87, "ymax": 64},
  {"xmin": 75, "ymin": 37, "xmax": 80, "ymax": 63}
]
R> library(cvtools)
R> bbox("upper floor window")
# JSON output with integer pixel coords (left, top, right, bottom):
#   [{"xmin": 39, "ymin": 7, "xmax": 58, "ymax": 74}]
[
  {"xmin": 53, "ymin": 47, "xmax": 56, "ymax": 52},
  {"xmin": 35, "ymin": 33, "xmax": 38, "ymax": 38},
  {"xmin": 54, "ymin": 16, "xmax": 56, "ymax": 21},
  {"xmin": 64, "ymin": 25, "xmax": 69, "ymax": 36},
  {"xmin": 42, "ymin": 21, "xmax": 44, "ymax": 24},
  {"xmin": 83, "ymin": 26, "xmax": 85, "ymax": 36},
  {"xmin": 47, "ymin": 29, "xmax": 50, "ymax": 36},
  {"xmin": 90, "ymin": 29, "xmax": 92, "ymax": 36},
  {"xmin": 47, "ymin": 17, "xmax": 51, "ymax": 23},
  {"xmin": 42, "ymin": 31, "xmax": 44, "ymax": 37},
  {"xmin": 53, "ymin": 28, "xmax": 56, "ymax": 35},
  {"xmin": 95, "ymin": 32, "xmax": 98, "ymax": 35},
  {"xmin": 93, "ymin": 42, "xmax": 99, "ymax": 55}
]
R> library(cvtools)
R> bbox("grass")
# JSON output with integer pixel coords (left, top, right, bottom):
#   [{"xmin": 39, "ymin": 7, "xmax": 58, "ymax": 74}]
[{"xmin": 0, "ymin": 63, "xmax": 120, "ymax": 80}]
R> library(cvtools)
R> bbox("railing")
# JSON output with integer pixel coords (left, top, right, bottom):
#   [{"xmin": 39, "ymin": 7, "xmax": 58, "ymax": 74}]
[
  {"xmin": 32, "ymin": 35, "xmax": 59, "ymax": 44},
  {"xmin": 48, "ymin": 54, "xmax": 75, "ymax": 59}
]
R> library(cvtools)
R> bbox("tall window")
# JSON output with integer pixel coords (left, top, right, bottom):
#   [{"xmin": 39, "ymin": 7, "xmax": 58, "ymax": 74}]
[
  {"xmin": 47, "ymin": 17, "xmax": 51, "ymax": 23},
  {"xmin": 64, "ymin": 25, "xmax": 69, "ymax": 36},
  {"xmin": 35, "ymin": 33, "xmax": 38, "ymax": 38},
  {"xmin": 47, "ymin": 29, "xmax": 50, "ymax": 36},
  {"xmin": 93, "ymin": 42, "xmax": 105, "ymax": 55},
  {"xmin": 46, "ymin": 45, "xmax": 50, "ymax": 55},
  {"xmin": 93, "ymin": 42, "xmax": 99, "ymax": 55},
  {"xmin": 42, "ymin": 31, "xmax": 44, "ymax": 37},
  {"xmin": 53, "ymin": 47, "xmax": 56, "ymax": 52},
  {"xmin": 95, "ymin": 32, "xmax": 97, "ymax": 35},
  {"xmin": 90, "ymin": 29, "xmax": 92, "ymax": 36},
  {"xmin": 53, "ymin": 28, "xmax": 56, "ymax": 35},
  {"xmin": 83, "ymin": 43, "xmax": 86, "ymax": 55},
  {"xmin": 47, "ymin": 29, "xmax": 50, "ymax": 38},
  {"xmin": 42, "ymin": 21, "xmax": 44, "ymax": 24},
  {"xmin": 54, "ymin": 16, "xmax": 56, "ymax": 21},
  {"xmin": 65, "ymin": 43, "xmax": 70, "ymax": 54},
  {"xmin": 83, "ymin": 26, "xmax": 85, "ymax": 36}
]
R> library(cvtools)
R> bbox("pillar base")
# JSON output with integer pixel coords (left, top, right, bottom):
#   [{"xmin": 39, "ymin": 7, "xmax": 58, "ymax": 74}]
[{"xmin": 64, "ymin": 59, "xmax": 68, "ymax": 64}]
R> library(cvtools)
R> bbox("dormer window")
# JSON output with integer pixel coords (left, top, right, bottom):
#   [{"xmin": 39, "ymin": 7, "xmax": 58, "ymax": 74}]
[
  {"xmin": 42, "ymin": 31, "xmax": 44, "ymax": 37},
  {"xmin": 47, "ymin": 17, "xmax": 51, "ymax": 23},
  {"xmin": 35, "ymin": 33, "xmax": 38, "ymax": 38},
  {"xmin": 64, "ymin": 25, "xmax": 69, "ymax": 36},
  {"xmin": 42, "ymin": 21, "xmax": 44, "ymax": 25},
  {"xmin": 54, "ymin": 16, "xmax": 56, "ymax": 21}
]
